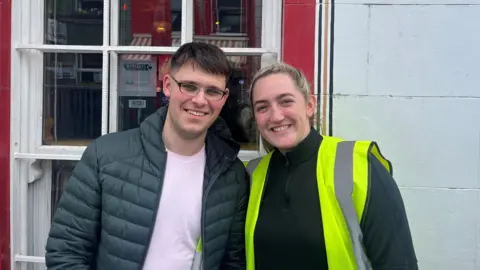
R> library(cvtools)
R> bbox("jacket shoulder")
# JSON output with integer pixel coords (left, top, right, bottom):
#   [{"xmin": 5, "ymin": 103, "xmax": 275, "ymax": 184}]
[
  {"xmin": 231, "ymin": 158, "xmax": 248, "ymax": 173},
  {"xmin": 230, "ymin": 158, "xmax": 249, "ymax": 183},
  {"xmin": 91, "ymin": 128, "xmax": 143, "ymax": 165}
]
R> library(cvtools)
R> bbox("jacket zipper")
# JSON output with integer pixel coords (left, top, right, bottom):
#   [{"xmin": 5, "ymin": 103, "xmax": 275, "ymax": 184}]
[
  {"xmin": 140, "ymin": 149, "xmax": 168, "ymax": 266},
  {"xmin": 283, "ymin": 158, "xmax": 291, "ymax": 207},
  {"xmin": 201, "ymin": 157, "xmax": 229, "ymax": 268}
]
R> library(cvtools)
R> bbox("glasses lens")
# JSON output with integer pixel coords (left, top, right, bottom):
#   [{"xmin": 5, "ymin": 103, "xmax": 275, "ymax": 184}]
[
  {"xmin": 205, "ymin": 88, "xmax": 224, "ymax": 100},
  {"xmin": 178, "ymin": 82, "xmax": 224, "ymax": 101},
  {"xmin": 180, "ymin": 83, "xmax": 198, "ymax": 95}
]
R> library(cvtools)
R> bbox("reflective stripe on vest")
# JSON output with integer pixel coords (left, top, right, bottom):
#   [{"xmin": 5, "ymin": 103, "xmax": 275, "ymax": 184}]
[
  {"xmin": 245, "ymin": 136, "xmax": 392, "ymax": 270},
  {"xmin": 245, "ymin": 158, "xmax": 261, "ymax": 181},
  {"xmin": 191, "ymin": 239, "xmax": 203, "ymax": 270}
]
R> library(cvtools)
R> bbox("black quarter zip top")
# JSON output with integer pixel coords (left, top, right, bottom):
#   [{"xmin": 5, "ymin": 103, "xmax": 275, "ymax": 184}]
[
  {"xmin": 254, "ymin": 129, "xmax": 329, "ymax": 270},
  {"xmin": 252, "ymin": 128, "xmax": 419, "ymax": 270}
]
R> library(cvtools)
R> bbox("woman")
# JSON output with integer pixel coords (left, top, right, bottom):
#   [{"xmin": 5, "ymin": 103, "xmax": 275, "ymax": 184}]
[{"xmin": 245, "ymin": 63, "xmax": 418, "ymax": 270}]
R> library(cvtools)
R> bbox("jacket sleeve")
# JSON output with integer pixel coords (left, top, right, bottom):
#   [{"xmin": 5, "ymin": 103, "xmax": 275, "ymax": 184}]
[
  {"xmin": 220, "ymin": 161, "xmax": 250, "ymax": 270},
  {"xmin": 45, "ymin": 141, "xmax": 102, "ymax": 270},
  {"xmin": 361, "ymin": 154, "xmax": 418, "ymax": 270}
]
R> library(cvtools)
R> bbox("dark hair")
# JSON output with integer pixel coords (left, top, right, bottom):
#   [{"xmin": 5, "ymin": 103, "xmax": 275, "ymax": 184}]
[{"xmin": 170, "ymin": 42, "xmax": 231, "ymax": 79}]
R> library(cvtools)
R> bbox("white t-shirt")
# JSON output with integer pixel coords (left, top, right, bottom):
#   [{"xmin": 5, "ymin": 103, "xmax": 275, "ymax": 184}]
[{"xmin": 142, "ymin": 146, "xmax": 206, "ymax": 270}]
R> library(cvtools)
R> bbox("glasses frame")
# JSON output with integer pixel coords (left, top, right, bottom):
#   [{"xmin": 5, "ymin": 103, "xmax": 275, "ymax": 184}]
[{"xmin": 169, "ymin": 75, "xmax": 229, "ymax": 101}]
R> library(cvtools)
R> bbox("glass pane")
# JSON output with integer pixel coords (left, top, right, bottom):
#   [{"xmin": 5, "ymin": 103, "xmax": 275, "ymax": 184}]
[
  {"xmin": 116, "ymin": 53, "xmax": 261, "ymax": 150},
  {"xmin": 117, "ymin": 53, "xmax": 165, "ymax": 131},
  {"xmin": 43, "ymin": 53, "xmax": 102, "ymax": 146},
  {"xmin": 51, "ymin": 160, "xmax": 77, "ymax": 217},
  {"xmin": 191, "ymin": 0, "xmax": 262, "ymax": 48},
  {"xmin": 45, "ymin": 0, "xmax": 103, "ymax": 45},
  {"xmin": 223, "ymin": 56, "xmax": 259, "ymax": 150},
  {"xmin": 119, "ymin": 0, "xmax": 181, "ymax": 46}
]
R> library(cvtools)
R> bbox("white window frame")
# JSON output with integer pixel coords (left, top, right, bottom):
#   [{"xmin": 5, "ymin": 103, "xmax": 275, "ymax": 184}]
[{"xmin": 10, "ymin": 0, "xmax": 283, "ymax": 269}]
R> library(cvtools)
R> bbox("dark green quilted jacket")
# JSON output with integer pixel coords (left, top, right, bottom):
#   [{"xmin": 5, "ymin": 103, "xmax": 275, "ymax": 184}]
[{"xmin": 45, "ymin": 106, "xmax": 250, "ymax": 270}]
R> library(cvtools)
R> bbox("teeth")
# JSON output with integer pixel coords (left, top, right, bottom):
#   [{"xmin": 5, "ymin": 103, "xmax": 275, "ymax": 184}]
[
  {"xmin": 273, "ymin": 125, "xmax": 289, "ymax": 132},
  {"xmin": 187, "ymin": 110, "xmax": 206, "ymax": 116}
]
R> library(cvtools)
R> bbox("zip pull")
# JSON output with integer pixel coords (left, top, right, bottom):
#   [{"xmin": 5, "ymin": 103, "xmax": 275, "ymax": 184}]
[{"xmin": 284, "ymin": 156, "xmax": 290, "ymax": 166}]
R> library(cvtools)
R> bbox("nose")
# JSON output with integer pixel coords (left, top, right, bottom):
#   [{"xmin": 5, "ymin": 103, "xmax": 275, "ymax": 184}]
[
  {"xmin": 270, "ymin": 105, "xmax": 285, "ymax": 122},
  {"xmin": 191, "ymin": 90, "xmax": 208, "ymax": 106}
]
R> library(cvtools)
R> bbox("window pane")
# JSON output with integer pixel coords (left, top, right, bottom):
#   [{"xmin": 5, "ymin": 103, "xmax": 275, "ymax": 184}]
[
  {"xmin": 224, "ymin": 57, "xmax": 259, "ymax": 150},
  {"xmin": 45, "ymin": 0, "xmax": 103, "ymax": 45},
  {"xmin": 191, "ymin": 0, "xmax": 262, "ymax": 48},
  {"xmin": 116, "ymin": 53, "xmax": 260, "ymax": 150},
  {"xmin": 43, "ymin": 53, "xmax": 102, "ymax": 146},
  {"xmin": 119, "ymin": 0, "xmax": 180, "ymax": 46},
  {"xmin": 117, "ymin": 53, "xmax": 164, "ymax": 131},
  {"xmin": 51, "ymin": 160, "xmax": 77, "ymax": 218}
]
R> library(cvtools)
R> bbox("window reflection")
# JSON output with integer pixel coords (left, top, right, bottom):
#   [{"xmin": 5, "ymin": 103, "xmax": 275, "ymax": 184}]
[
  {"xmin": 43, "ymin": 53, "xmax": 102, "ymax": 146},
  {"xmin": 171, "ymin": 1, "xmax": 181, "ymax": 32},
  {"xmin": 192, "ymin": 0, "xmax": 262, "ymax": 48},
  {"xmin": 51, "ymin": 160, "xmax": 77, "ymax": 220},
  {"xmin": 222, "ymin": 65, "xmax": 258, "ymax": 149},
  {"xmin": 119, "ymin": 0, "xmax": 178, "ymax": 46},
  {"xmin": 117, "ymin": 53, "xmax": 260, "ymax": 150},
  {"xmin": 45, "ymin": 0, "xmax": 103, "ymax": 45},
  {"xmin": 216, "ymin": 0, "xmax": 243, "ymax": 34},
  {"xmin": 117, "ymin": 53, "xmax": 164, "ymax": 131},
  {"xmin": 43, "ymin": 0, "xmax": 103, "ymax": 146},
  {"xmin": 119, "ymin": 0, "xmax": 261, "ymax": 48}
]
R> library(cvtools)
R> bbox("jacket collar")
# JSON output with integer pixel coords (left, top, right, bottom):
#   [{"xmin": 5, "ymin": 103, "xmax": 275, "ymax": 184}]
[
  {"xmin": 139, "ymin": 106, "xmax": 240, "ymax": 172},
  {"xmin": 274, "ymin": 128, "xmax": 322, "ymax": 166}
]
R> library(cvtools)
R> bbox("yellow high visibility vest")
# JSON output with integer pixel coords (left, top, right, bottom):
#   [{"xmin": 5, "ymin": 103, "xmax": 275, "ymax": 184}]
[{"xmin": 245, "ymin": 136, "xmax": 392, "ymax": 270}]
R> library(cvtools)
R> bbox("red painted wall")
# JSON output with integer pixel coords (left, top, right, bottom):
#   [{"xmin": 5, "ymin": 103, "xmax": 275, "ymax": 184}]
[
  {"xmin": 0, "ymin": 0, "xmax": 10, "ymax": 269},
  {"xmin": 282, "ymin": 0, "xmax": 316, "ymax": 93}
]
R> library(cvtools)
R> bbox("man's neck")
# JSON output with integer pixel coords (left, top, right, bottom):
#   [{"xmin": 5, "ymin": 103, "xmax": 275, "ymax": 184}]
[{"xmin": 162, "ymin": 119, "xmax": 207, "ymax": 156}]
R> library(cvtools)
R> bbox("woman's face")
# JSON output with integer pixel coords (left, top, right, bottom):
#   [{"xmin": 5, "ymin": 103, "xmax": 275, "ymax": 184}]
[{"xmin": 252, "ymin": 73, "xmax": 316, "ymax": 151}]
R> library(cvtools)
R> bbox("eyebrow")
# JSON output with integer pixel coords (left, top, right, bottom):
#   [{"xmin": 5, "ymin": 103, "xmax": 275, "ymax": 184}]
[{"xmin": 253, "ymin": 93, "xmax": 295, "ymax": 107}]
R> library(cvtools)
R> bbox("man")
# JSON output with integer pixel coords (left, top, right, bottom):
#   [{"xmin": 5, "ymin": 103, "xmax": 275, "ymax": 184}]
[{"xmin": 45, "ymin": 42, "xmax": 249, "ymax": 270}]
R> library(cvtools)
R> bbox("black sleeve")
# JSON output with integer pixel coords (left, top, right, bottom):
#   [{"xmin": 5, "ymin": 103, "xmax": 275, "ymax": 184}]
[
  {"xmin": 360, "ymin": 154, "xmax": 418, "ymax": 270},
  {"xmin": 220, "ymin": 161, "xmax": 250, "ymax": 270},
  {"xmin": 45, "ymin": 142, "xmax": 101, "ymax": 270}
]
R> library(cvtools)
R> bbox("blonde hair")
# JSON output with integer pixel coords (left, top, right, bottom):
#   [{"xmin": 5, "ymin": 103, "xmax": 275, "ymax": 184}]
[{"xmin": 249, "ymin": 62, "xmax": 314, "ymax": 152}]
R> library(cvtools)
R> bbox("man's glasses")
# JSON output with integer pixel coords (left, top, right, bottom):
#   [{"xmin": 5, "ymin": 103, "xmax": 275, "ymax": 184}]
[{"xmin": 170, "ymin": 76, "xmax": 227, "ymax": 101}]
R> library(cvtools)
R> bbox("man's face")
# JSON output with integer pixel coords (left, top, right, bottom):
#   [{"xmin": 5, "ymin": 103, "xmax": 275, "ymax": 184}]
[{"xmin": 163, "ymin": 62, "xmax": 229, "ymax": 140}]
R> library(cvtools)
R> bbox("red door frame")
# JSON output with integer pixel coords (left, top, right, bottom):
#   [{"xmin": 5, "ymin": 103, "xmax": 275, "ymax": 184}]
[
  {"xmin": 282, "ymin": 0, "xmax": 316, "ymax": 94},
  {"xmin": 0, "ymin": 0, "xmax": 11, "ymax": 269}
]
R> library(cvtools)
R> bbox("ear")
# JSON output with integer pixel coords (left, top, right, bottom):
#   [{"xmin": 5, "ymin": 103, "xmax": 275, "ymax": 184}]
[
  {"xmin": 306, "ymin": 94, "xmax": 316, "ymax": 118},
  {"xmin": 224, "ymin": 88, "xmax": 230, "ymax": 100},
  {"xmin": 163, "ymin": 74, "xmax": 172, "ymax": 97}
]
